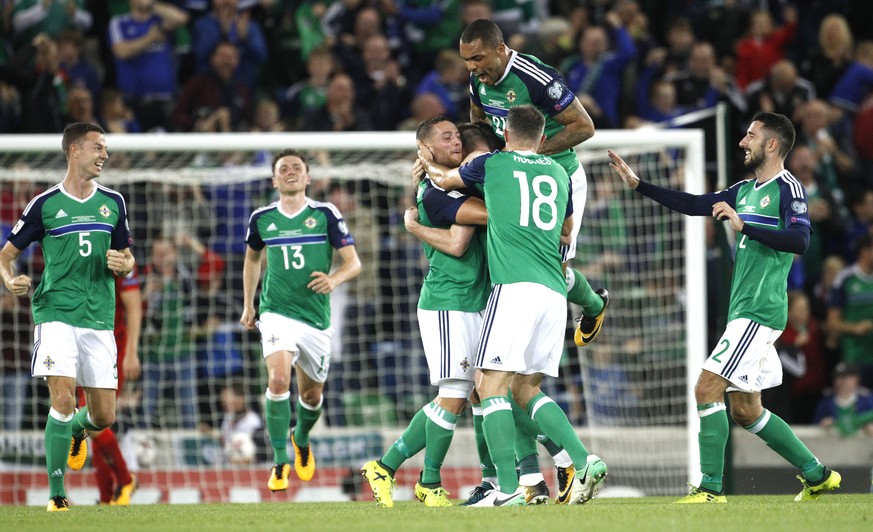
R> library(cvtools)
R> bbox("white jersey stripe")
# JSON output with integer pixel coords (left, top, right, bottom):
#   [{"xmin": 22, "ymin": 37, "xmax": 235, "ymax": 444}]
[
  {"xmin": 21, "ymin": 185, "xmax": 60, "ymax": 217},
  {"xmin": 513, "ymin": 59, "xmax": 551, "ymax": 85},
  {"xmin": 514, "ymin": 56, "xmax": 554, "ymax": 84}
]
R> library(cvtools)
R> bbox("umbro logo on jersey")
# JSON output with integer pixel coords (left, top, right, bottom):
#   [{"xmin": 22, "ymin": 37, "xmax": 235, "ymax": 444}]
[
  {"xmin": 490, "ymin": 356, "xmax": 502, "ymax": 365},
  {"xmin": 266, "ymin": 223, "xmax": 277, "ymax": 231},
  {"xmin": 55, "ymin": 209, "xmax": 68, "ymax": 218},
  {"xmin": 738, "ymin": 198, "xmax": 746, "ymax": 205}
]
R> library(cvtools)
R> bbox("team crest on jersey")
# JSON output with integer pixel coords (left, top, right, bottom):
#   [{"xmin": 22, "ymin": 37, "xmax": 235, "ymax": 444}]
[
  {"xmin": 791, "ymin": 200, "xmax": 808, "ymax": 214},
  {"xmin": 506, "ymin": 88, "xmax": 516, "ymax": 102},
  {"xmin": 759, "ymin": 196, "xmax": 770, "ymax": 208},
  {"xmin": 99, "ymin": 204, "xmax": 111, "ymax": 217},
  {"xmin": 547, "ymin": 81, "xmax": 563, "ymax": 100},
  {"xmin": 304, "ymin": 217, "xmax": 317, "ymax": 229}
]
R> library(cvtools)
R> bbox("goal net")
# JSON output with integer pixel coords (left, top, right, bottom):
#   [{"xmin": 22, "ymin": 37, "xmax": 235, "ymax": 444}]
[{"xmin": 0, "ymin": 129, "xmax": 705, "ymax": 505}]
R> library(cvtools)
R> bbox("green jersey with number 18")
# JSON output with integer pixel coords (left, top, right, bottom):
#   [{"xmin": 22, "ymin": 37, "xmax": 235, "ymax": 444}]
[
  {"xmin": 246, "ymin": 199, "xmax": 355, "ymax": 330},
  {"xmin": 469, "ymin": 50, "xmax": 580, "ymax": 176},
  {"xmin": 458, "ymin": 150, "xmax": 570, "ymax": 295},
  {"xmin": 7, "ymin": 182, "xmax": 133, "ymax": 330}
]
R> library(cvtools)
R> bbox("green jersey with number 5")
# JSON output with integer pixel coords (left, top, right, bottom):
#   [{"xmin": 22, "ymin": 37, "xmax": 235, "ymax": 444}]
[
  {"xmin": 469, "ymin": 50, "xmax": 580, "ymax": 176},
  {"xmin": 459, "ymin": 150, "xmax": 570, "ymax": 295},
  {"xmin": 246, "ymin": 199, "xmax": 355, "ymax": 330},
  {"xmin": 7, "ymin": 182, "xmax": 133, "ymax": 330}
]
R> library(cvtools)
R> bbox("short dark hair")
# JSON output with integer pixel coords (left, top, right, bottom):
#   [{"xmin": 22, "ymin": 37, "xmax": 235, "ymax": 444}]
[
  {"xmin": 458, "ymin": 122, "xmax": 504, "ymax": 152},
  {"xmin": 855, "ymin": 233, "xmax": 873, "ymax": 255},
  {"xmin": 460, "ymin": 19, "xmax": 503, "ymax": 48},
  {"xmin": 62, "ymin": 122, "xmax": 105, "ymax": 156},
  {"xmin": 272, "ymin": 149, "xmax": 308, "ymax": 174},
  {"xmin": 751, "ymin": 112, "xmax": 795, "ymax": 158},
  {"xmin": 416, "ymin": 116, "xmax": 454, "ymax": 142},
  {"xmin": 506, "ymin": 105, "xmax": 545, "ymax": 143}
]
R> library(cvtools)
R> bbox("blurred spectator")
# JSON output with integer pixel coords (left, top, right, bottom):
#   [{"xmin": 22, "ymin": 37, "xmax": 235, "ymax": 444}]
[
  {"xmin": 854, "ymin": 93, "xmax": 873, "ymax": 188},
  {"xmin": 414, "ymin": 48, "xmax": 468, "ymax": 121},
  {"xmin": 829, "ymin": 40, "xmax": 873, "ymax": 116},
  {"xmin": 827, "ymin": 234, "xmax": 873, "ymax": 389},
  {"xmin": 0, "ymin": 291, "xmax": 32, "ymax": 431},
  {"xmin": 814, "ymin": 362, "xmax": 873, "ymax": 437},
  {"xmin": 141, "ymin": 237, "xmax": 199, "ymax": 429},
  {"xmin": 733, "ymin": 5, "xmax": 797, "ymax": 90},
  {"xmin": 516, "ymin": 16, "xmax": 577, "ymax": 72},
  {"xmin": 331, "ymin": 4, "xmax": 382, "ymax": 83},
  {"xmin": 383, "ymin": 0, "xmax": 461, "ymax": 85},
  {"xmin": 633, "ymin": 76, "xmax": 713, "ymax": 126},
  {"xmin": 663, "ymin": 41, "xmax": 746, "ymax": 114},
  {"xmin": 695, "ymin": 0, "xmax": 750, "ymax": 62},
  {"xmin": 794, "ymin": 99, "xmax": 856, "ymax": 193},
  {"xmin": 562, "ymin": 11, "xmax": 637, "ymax": 128},
  {"xmin": 0, "ymin": 80, "xmax": 22, "ymax": 133},
  {"xmin": 300, "ymin": 73, "xmax": 372, "ymax": 131},
  {"xmin": 192, "ymin": 0, "xmax": 267, "ymax": 90},
  {"xmin": 56, "ymin": 29, "xmax": 101, "ymax": 100},
  {"xmin": 98, "ymin": 87, "xmax": 142, "ymax": 134},
  {"xmin": 109, "ymin": 0, "xmax": 188, "ymax": 132},
  {"xmin": 764, "ymin": 291, "xmax": 828, "ymax": 424},
  {"xmin": 24, "ymin": 33, "xmax": 67, "ymax": 132},
  {"xmin": 743, "ymin": 60, "xmax": 815, "ymax": 128},
  {"xmin": 799, "ymin": 13, "xmax": 854, "ymax": 99},
  {"xmin": 845, "ymin": 189, "xmax": 873, "ymax": 256},
  {"xmin": 658, "ymin": 16, "xmax": 696, "ymax": 76},
  {"xmin": 64, "ymin": 85, "xmax": 96, "ymax": 125},
  {"xmin": 396, "ymin": 92, "xmax": 445, "ymax": 131},
  {"xmin": 811, "ymin": 254, "xmax": 846, "ymax": 324},
  {"xmin": 249, "ymin": 97, "xmax": 285, "ymax": 166},
  {"xmin": 219, "ymin": 382, "xmax": 262, "ymax": 464},
  {"xmin": 11, "ymin": 0, "xmax": 92, "ymax": 51},
  {"xmin": 171, "ymin": 41, "xmax": 253, "ymax": 132},
  {"xmin": 354, "ymin": 34, "xmax": 408, "ymax": 130},
  {"xmin": 277, "ymin": 45, "xmax": 335, "ymax": 130}
]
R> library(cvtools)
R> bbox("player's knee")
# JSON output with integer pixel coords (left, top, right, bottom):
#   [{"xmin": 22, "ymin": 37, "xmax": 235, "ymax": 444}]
[
  {"xmin": 91, "ymin": 410, "xmax": 115, "ymax": 429},
  {"xmin": 298, "ymin": 388, "xmax": 322, "ymax": 408},
  {"xmin": 438, "ymin": 380, "xmax": 473, "ymax": 414},
  {"xmin": 268, "ymin": 376, "xmax": 291, "ymax": 394},
  {"xmin": 729, "ymin": 403, "xmax": 760, "ymax": 427}
]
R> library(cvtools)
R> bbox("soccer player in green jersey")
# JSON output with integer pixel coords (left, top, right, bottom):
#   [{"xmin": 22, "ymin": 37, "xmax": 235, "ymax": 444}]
[
  {"xmin": 421, "ymin": 105, "xmax": 608, "ymax": 507},
  {"xmin": 362, "ymin": 117, "xmax": 488, "ymax": 508},
  {"xmin": 608, "ymin": 112, "xmax": 841, "ymax": 503},
  {"xmin": 0, "ymin": 122, "xmax": 136, "ymax": 512},
  {"xmin": 459, "ymin": 19, "xmax": 608, "ymax": 347},
  {"xmin": 240, "ymin": 149, "xmax": 361, "ymax": 493}
]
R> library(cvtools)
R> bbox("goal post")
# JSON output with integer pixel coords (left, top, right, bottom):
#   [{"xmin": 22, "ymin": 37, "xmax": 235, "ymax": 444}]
[{"xmin": 0, "ymin": 128, "xmax": 705, "ymax": 504}]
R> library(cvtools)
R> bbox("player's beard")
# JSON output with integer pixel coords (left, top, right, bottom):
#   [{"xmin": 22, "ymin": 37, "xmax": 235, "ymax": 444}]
[{"xmin": 743, "ymin": 148, "xmax": 764, "ymax": 170}]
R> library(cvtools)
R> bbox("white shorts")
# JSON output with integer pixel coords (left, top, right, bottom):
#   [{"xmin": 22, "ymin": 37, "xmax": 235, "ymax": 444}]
[
  {"xmin": 562, "ymin": 164, "xmax": 588, "ymax": 262},
  {"xmin": 257, "ymin": 312, "xmax": 333, "ymax": 383},
  {"xmin": 475, "ymin": 283, "xmax": 566, "ymax": 377},
  {"xmin": 31, "ymin": 322, "xmax": 118, "ymax": 389},
  {"xmin": 702, "ymin": 318, "xmax": 783, "ymax": 393},
  {"xmin": 418, "ymin": 308, "xmax": 482, "ymax": 387}
]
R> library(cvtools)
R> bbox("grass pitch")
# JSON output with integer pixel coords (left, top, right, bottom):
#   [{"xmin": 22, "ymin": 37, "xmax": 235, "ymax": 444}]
[{"xmin": 1, "ymin": 495, "xmax": 870, "ymax": 532}]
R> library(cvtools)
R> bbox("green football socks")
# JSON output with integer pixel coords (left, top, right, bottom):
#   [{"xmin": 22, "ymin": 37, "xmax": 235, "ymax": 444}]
[
  {"xmin": 698, "ymin": 402, "xmax": 728, "ymax": 493},
  {"xmin": 744, "ymin": 409, "xmax": 823, "ymax": 482},
  {"xmin": 472, "ymin": 404, "xmax": 497, "ymax": 481},
  {"xmin": 292, "ymin": 397, "xmax": 322, "ymax": 448},
  {"xmin": 566, "ymin": 268, "xmax": 604, "ymax": 316},
  {"xmin": 527, "ymin": 392, "xmax": 589, "ymax": 469},
  {"xmin": 71, "ymin": 406, "xmax": 101, "ymax": 435},
  {"xmin": 481, "ymin": 396, "xmax": 519, "ymax": 493},
  {"xmin": 421, "ymin": 402, "xmax": 458, "ymax": 485},
  {"xmin": 46, "ymin": 409, "xmax": 73, "ymax": 498},
  {"xmin": 265, "ymin": 390, "xmax": 291, "ymax": 464},
  {"xmin": 381, "ymin": 407, "xmax": 428, "ymax": 474}
]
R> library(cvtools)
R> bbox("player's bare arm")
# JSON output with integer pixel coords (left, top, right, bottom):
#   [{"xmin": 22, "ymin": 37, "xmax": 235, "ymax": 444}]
[
  {"xmin": 307, "ymin": 244, "xmax": 361, "ymax": 295},
  {"xmin": 240, "ymin": 246, "xmax": 263, "ymax": 330},
  {"xmin": 106, "ymin": 248, "xmax": 135, "ymax": 277},
  {"xmin": 0, "ymin": 242, "xmax": 31, "ymax": 296},
  {"xmin": 539, "ymin": 98, "xmax": 595, "ymax": 156},
  {"xmin": 607, "ymin": 149, "xmax": 640, "ymax": 189},
  {"xmin": 827, "ymin": 307, "xmax": 873, "ymax": 337},
  {"xmin": 405, "ymin": 207, "xmax": 478, "ymax": 257},
  {"xmin": 470, "ymin": 101, "xmax": 487, "ymax": 124},
  {"xmin": 561, "ymin": 215, "xmax": 574, "ymax": 246}
]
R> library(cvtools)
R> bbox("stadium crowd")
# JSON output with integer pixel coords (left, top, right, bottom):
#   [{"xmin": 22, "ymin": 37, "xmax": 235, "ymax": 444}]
[{"xmin": 1, "ymin": 0, "xmax": 873, "ymax": 435}]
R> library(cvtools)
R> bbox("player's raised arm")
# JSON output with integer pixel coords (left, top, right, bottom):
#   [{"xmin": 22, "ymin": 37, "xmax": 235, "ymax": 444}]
[{"xmin": 540, "ymin": 98, "xmax": 595, "ymax": 156}]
